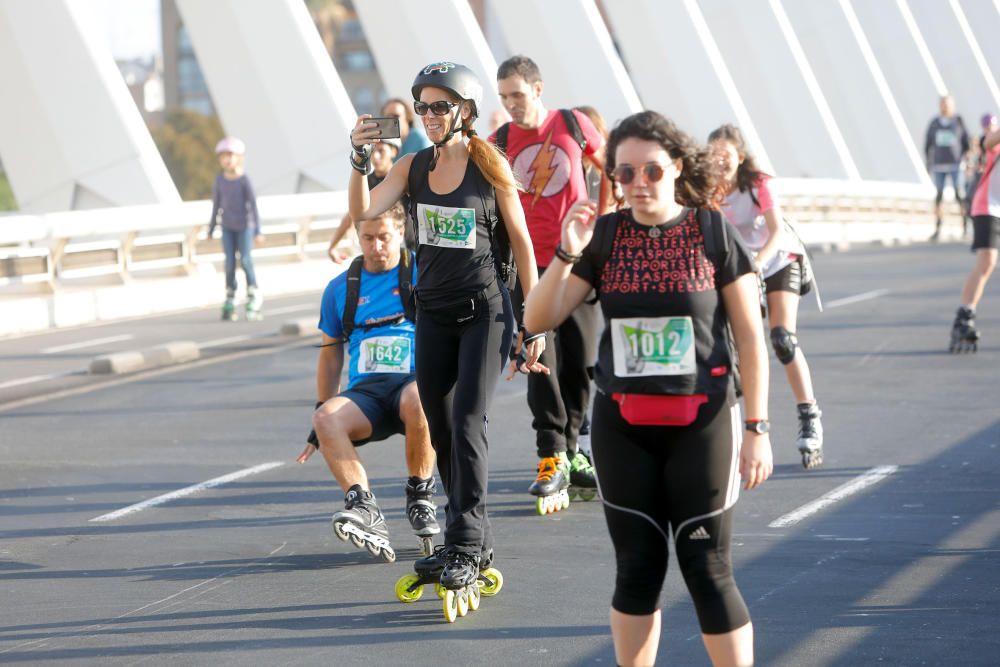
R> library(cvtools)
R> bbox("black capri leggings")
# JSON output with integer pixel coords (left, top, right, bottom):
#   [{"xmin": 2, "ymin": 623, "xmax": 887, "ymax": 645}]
[
  {"xmin": 591, "ymin": 389, "xmax": 750, "ymax": 634},
  {"xmin": 415, "ymin": 285, "xmax": 515, "ymax": 555}
]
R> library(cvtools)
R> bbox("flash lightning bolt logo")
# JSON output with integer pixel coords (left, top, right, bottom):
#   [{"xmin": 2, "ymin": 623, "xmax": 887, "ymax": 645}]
[{"xmin": 527, "ymin": 131, "xmax": 558, "ymax": 207}]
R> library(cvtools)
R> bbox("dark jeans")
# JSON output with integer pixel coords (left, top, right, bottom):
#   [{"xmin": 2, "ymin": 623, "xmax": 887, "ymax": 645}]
[
  {"xmin": 513, "ymin": 267, "xmax": 600, "ymax": 458},
  {"xmin": 415, "ymin": 285, "xmax": 515, "ymax": 554},
  {"xmin": 222, "ymin": 228, "xmax": 258, "ymax": 293}
]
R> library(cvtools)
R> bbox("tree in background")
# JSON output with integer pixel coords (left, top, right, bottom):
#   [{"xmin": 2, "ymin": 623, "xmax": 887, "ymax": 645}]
[
  {"xmin": 0, "ymin": 171, "xmax": 17, "ymax": 211},
  {"xmin": 151, "ymin": 108, "xmax": 223, "ymax": 200}
]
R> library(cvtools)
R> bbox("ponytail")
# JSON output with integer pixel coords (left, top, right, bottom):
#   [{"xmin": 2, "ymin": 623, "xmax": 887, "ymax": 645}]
[{"xmin": 463, "ymin": 121, "xmax": 519, "ymax": 194}]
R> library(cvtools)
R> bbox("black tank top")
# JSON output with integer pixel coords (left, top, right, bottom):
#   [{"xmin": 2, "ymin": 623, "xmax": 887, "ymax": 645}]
[{"xmin": 410, "ymin": 158, "xmax": 497, "ymax": 308}]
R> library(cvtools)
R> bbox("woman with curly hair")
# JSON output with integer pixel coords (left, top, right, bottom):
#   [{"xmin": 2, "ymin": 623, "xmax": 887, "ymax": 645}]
[{"xmin": 525, "ymin": 110, "xmax": 772, "ymax": 666}]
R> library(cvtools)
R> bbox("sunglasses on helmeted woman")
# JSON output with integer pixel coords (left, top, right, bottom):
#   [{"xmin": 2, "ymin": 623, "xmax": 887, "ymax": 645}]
[
  {"xmin": 611, "ymin": 163, "xmax": 668, "ymax": 185},
  {"xmin": 413, "ymin": 100, "xmax": 459, "ymax": 116}
]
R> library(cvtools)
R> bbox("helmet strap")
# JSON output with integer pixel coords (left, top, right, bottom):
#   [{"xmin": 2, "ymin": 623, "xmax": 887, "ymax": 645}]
[{"xmin": 427, "ymin": 105, "xmax": 463, "ymax": 172}]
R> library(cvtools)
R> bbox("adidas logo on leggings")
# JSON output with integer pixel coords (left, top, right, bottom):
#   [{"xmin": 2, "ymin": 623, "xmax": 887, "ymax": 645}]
[{"xmin": 689, "ymin": 526, "xmax": 711, "ymax": 540}]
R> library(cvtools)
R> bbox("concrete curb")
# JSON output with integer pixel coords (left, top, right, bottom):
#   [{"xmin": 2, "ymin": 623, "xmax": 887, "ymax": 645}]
[
  {"xmin": 280, "ymin": 317, "xmax": 317, "ymax": 337},
  {"xmin": 90, "ymin": 340, "xmax": 200, "ymax": 375}
]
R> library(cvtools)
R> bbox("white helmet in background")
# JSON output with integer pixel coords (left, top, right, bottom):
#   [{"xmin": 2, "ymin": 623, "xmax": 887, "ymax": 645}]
[{"xmin": 215, "ymin": 136, "xmax": 246, "ymax": 155}]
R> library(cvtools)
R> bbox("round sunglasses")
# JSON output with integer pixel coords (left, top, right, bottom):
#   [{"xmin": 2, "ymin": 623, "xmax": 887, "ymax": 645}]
[
  {"xmin": 611, "ymin": 163, "xmax": 669, "ymax": 185},
  {"xmin": 413, "ymin": 100, "xmax": 459, "ymax": 116}
]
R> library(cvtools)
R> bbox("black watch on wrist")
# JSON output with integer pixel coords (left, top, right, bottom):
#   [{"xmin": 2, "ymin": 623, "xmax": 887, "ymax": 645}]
[{"xmin": 744, "ymin": 419, "xmax": 770, "ymax": 434}]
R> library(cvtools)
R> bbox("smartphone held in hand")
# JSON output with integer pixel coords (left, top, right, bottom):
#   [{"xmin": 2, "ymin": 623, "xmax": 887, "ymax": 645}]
[{"xmin": 369, "ymin": 116, "xmax": 401, "ymax": 139}]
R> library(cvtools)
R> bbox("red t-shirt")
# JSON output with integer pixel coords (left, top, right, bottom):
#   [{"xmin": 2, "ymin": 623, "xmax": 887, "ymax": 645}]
[{"xmin": 490, "ymin": 109, "xmax": 603, "ymax": 267}]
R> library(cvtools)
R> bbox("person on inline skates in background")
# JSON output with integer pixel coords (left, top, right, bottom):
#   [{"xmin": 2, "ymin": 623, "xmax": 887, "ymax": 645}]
[
  {"xmin": 297, "ymin": 203, "xmax": 438, "ymax": 562},
  {"xmin": 524, "ymin": 110, "xmax": 772, "ymax": 667},
  {"xmin": 491, "ymin": 55, "xmax": 610, "ymax": 513},
  {"xmin": 327, "ymin": 137, "xmax": 401, "ymax": 263},
  {"xmin": 208, "ymin": 137, "xmax": 263, "ymax": 321},
  {"xmin": 951, "ymin": 121, "xmax": 1000, "ymax": 352},
  {"xmin": 964, "ymin": 113, "xmax": 998, "ymax": 235},
  {"xmin": 709, "ymin": 124, "xmax": 825, "ymax": 470},
  {"xmin": 925, "ymin": 94, "xmax": 971, "ymax": 242},
  {"xmin": 348, "ymin": 61, "xmax": 544, "ymax": 618}
]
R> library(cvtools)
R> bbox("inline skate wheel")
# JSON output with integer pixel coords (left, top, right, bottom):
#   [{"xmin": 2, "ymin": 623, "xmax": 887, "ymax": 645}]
[
  {"xmin": 395, "ymin": 574, "xmax": 424, "ymax": 603},
  {"xmin": 333, "ymin": 522, "xmax": 348, "ymax": 541},
  {"xmin": 469, "ymin": 584, "xmax": 481, "ymax": 611},
  {"xmin": 443, "ymin": 590, "xmax": 459, "ymax": 623},
  {"xmin": 480, "ymin": 568, "xmax": 503, "ymax": 597},
  {"xmin": 457, "ymin": 590, "xmax": 469, "ymax": 617}
]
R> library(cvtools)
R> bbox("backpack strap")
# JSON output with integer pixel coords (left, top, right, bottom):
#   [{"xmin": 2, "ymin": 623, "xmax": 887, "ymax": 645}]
[
  {"xmin": 697, "ymin": 207, "xmax": 743, "ymax": 396},
  {"xmin": 341, "ymin": 255, "xmax": 365, "ymax": 340},
  {"xmin": 406, "ymin": 147, "xmax": 436, "ymax": 242},
  {"xmin": 398, "ymin": 249, "xmax": 416, "ymax": 323},
  {"xmin": 559, "ymin": 108, "xmax": 587, "ymax": 151},
  {"xmin": 495, "ymin": 122, "xmax": 510, "ymax": 156}
]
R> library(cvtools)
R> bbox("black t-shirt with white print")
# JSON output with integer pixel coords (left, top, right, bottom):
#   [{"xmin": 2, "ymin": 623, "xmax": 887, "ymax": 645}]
[{"xmin": 572, "ymin": 207, "xmax": 756, "ymax": 397}]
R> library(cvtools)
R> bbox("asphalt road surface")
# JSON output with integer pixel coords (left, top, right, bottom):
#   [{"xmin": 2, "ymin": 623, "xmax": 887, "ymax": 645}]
[{"xmin": 1, "ymin": 242, "xmax": 998, "ymax": 665}]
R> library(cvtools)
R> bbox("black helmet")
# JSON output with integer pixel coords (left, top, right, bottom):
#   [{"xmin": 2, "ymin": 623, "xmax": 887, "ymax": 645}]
[{"xmin": 411, "ymin": 61, "xmax": 484, "ymax": 119}]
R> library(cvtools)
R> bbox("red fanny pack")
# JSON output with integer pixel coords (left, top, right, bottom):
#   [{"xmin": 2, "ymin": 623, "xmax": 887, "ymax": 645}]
[{"xmin": 612, "ymin": 393, "xmax": 708, "ymax": 426}]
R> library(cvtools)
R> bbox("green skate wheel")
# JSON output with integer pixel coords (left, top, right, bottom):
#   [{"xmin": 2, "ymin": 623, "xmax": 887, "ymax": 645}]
[
  {"xmin": 435, "ymin": 583, "xmax": 446, "ymax": 599},
  {"xmin": 457, "ymin": 590, "xmax": 469, "ymax": 617},
  {"xmin": 395, "ymin": 574, "xmax": 423, "ymax": 603},
  {"xmin": 535, "ymin": 496, "xmax": 546, "ymax": 516},
  {"xmin": 480, "ymin": 568, "xmax": 503, "ymax": 597},
  {"xmin": 443, "ymin": 590, "xmax": 459, "ymax": 623},
  {"xmin": 579, "ymin": 489, "xmax": 597, "ymax": 502}
]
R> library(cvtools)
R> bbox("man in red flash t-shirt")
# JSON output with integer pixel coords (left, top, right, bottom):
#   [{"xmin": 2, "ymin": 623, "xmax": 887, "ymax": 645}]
[{"xmin": 491, "ymin": 55, "xmax": 610, "ymax": 511}]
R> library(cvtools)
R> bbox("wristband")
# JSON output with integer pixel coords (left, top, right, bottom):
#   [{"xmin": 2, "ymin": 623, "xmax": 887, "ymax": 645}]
[
  {"xmin": 553, "ymin": 243, "xmax": 583, "ymax": 265},
  {"xmin": 349, "ymin": 151, "xmax": 373, "ymax": 176}
]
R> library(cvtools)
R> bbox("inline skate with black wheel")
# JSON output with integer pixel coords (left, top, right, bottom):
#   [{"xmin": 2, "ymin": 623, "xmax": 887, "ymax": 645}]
[
  {"xmin": 405, "ymin": 476, "xmax": 440, "ymax": 555},
  {"xmin": 330, "ymin": 484, "xmax": 395, "ymax": 562},
  {"xmin": 529, "ymin": 452, "xmax": 570, "ymax": 515},
  {"xmin": 797, "ymin": 402, "xmax": 824, "ymax": 470},
  {"xmin": 393, "ymin": 547, "xmax": 503, "ymax": 623},
  {"xmin": 949, "ymin": 306, "xmax": 979, "ymax": 353}
]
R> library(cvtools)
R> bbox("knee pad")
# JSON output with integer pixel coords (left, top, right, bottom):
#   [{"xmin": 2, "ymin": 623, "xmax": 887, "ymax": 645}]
[{"xmin": 770, "ymin": 326, "xmax": 798, "ymax": 365}]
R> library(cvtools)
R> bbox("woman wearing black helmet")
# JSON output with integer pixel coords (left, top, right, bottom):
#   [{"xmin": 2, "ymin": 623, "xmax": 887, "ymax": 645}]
[{"xmin": 348, "ymin": 61, "xmax": 545, "ymax": 614}]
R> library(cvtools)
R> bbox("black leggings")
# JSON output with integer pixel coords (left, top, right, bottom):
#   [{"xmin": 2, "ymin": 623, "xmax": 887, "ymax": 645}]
[
  {"xmin": 591, "ymin": 390, "xmax": 750, "ymax": 634},
  {"xmin": 415, "ymin": 286, "xmax": 515, "ymax": 555},
  {"xmin": 513, "ymin": 271, "xmax": 600, "ymax": 456}
]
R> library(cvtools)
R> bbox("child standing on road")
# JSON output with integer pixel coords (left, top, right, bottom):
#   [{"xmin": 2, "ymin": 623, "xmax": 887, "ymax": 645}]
[{"xmin": 209, "ymin": 136, "xmax": 263, "ymax": 321}]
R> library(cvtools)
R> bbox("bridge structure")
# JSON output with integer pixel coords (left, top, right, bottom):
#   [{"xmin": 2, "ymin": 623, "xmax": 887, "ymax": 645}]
[{"xmin": 0, "ymin": 0, "xmax": 992, "ymax": 336}]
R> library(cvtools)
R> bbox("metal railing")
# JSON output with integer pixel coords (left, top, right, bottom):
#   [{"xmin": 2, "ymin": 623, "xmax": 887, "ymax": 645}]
[
  {"xmin": 0, "ymin": 191, "xmax": 349, "ymax": 291},
  {"xmin": 0, "ymin": 180, "xmax": 953, "ymax": 292}
]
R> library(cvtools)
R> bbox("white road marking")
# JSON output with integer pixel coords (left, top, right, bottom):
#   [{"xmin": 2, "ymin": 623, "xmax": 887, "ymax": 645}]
[
  {"xmin": 0, "ymin": 374, "xmax": 56, "ymax": 390},
  {"xmin": 200, "ymin": 334, "xmax": 254, "ymax": 348},
  {"xmin": 41, "ymin": 334, "xmax": 134, "ymax": 354},
  {"xmin": 768, "ymin": 465, "xmax": 898, "ymax": 528},
  {"xmin": 90, "ymin": 462, "xmax": 285, "ymax": 522},
  {"xmin": 264, "ymin": 303, "xmax": 315, "ymax": 315},
  {"xmin": 824, "ymin": 289, "xmax": 890, "ymax": 309}
]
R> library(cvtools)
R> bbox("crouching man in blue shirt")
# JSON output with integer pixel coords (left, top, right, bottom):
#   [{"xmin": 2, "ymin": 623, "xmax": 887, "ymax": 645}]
[{"xmin": 298, "ymin": 203, "xmax": 438, "ymax": 562}]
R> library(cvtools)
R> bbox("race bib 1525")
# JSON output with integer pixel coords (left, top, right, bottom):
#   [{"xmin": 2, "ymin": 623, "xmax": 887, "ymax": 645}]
[{"xmin": 417, "ymin": 203, "xmax": 477, "ymax": 250}]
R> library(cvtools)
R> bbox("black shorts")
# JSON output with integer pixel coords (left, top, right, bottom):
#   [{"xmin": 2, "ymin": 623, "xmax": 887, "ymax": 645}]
[
  {"xmin": 340, "ymin": 373, "xmax": 414, "ymax": 446},
  {"xmin": 764, "ymin": 257, "xmax": 812, "ymax": 296},
  {"xmin": 971, "ymin": 215, "xmax": 1000, "ymax": 251}
]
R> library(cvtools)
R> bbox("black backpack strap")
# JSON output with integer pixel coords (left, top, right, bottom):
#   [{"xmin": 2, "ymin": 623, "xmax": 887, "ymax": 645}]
[
  {"xmin": 341, "ymin": 255, "xmax": 365, "ymax": 340},
  {"xmin": 697, "ymin": 207, "xmax": 743, "ymax": 396},
  {"xmin": 494, "ymin": 122, "xmax": 510, "ymax": 156},
  {"xmin": 406, "ymin": 147, "xmax": 436, "ymax": 242},
  {"xmin": 559, "ymin": 109, "xmax": 587, "ymax": 151},
  {"xmin": 398, "ymin": 249, "xmax": 416, "ymax": 322},
  {"xmin": 584, "ymin": 210, "xmax": 621, "ymax": 294}
]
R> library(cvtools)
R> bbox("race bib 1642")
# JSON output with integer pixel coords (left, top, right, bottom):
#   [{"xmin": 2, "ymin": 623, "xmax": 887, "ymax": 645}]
[{"xmin": 360, "ymin": 336, "xmax": 412, "ymax": 374}]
